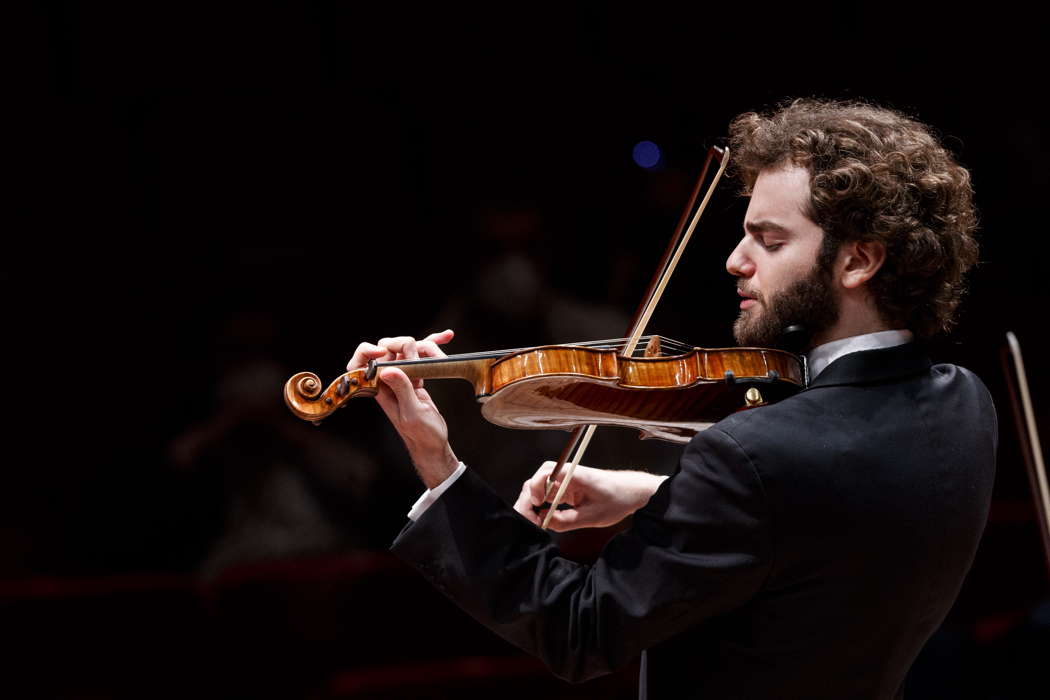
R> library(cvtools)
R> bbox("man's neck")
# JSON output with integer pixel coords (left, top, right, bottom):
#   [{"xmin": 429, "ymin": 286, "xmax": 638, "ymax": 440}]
[{"xmin": 807, "ymin": 296, "xmax": 892, "ymax": 350}]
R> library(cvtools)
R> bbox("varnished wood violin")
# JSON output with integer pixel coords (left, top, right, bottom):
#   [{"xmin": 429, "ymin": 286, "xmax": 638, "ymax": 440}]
[{"xmin": 284, "ymin": 335, "xmax": 805, "ymax": 443}]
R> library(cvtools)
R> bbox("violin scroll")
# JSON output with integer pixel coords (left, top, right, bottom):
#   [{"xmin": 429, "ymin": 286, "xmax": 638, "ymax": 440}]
[{"xmin": 284, "ymin": 369, "xmax": 378, "ymax": 424}]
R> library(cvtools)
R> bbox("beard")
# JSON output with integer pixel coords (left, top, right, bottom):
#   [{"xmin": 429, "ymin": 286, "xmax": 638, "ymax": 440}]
[{"xmin": 733, "ymin": 261, "xmax": 840, "ymax": 349}]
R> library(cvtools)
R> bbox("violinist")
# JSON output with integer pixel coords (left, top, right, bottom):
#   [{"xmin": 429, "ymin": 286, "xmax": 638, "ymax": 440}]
[{"xmin": 347, "ymin": 99, "xmax": 996, "ymax": 699}]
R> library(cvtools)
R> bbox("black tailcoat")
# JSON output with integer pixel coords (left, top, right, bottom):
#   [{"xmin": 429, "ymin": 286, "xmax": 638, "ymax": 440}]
[{"xmin": 392, "ymin": 343, "xmax": 997, "ymax": 699}]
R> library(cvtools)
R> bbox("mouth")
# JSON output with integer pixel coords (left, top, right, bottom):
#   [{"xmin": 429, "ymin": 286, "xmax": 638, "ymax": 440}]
[{"xmin": 737, "ymin": 288, "xmax": 758, "ymax": 310}]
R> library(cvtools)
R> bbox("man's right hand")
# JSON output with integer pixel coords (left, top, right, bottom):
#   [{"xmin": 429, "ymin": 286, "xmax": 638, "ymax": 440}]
[{"xmin": 513, "ymin": 461, "xmax": 668, "ymax": 532}]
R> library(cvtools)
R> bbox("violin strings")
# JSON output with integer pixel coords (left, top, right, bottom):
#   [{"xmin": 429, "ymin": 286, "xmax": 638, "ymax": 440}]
[{"xmin": 373, "ymin": 335, "xmax": 697, "ymax": 367}]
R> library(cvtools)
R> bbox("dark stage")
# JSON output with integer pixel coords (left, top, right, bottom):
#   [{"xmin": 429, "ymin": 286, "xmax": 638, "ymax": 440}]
[{"xmin": 7, "ymin": 3, "xmax": 1049, "ymax": 698}]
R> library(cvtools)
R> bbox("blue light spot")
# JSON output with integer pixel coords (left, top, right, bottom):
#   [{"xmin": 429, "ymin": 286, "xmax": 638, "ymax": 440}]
[{"xmin": 632, "ymin": 140, "xmax": 661, "ymax": 169}]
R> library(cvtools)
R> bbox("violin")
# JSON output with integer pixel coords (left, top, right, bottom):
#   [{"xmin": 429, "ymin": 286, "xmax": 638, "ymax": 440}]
[
  {"xmin": 283, "ymin": 145, "xmax": 805, "ymax": 526},
  {"xmin": 284, "ymin": 335, "xmax": 804, "ymax": 443}
]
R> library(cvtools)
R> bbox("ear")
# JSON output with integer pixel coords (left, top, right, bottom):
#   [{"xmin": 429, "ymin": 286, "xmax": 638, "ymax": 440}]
[{"xmin": 838, "ymin": 239, "xmax": 886, "ymax": 289}]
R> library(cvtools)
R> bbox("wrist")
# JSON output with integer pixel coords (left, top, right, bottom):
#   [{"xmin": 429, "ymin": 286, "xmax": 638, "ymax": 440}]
[
  {"xmin": 627, "ymin": 471, "xmax": 668, "ymax": 509},
  {"xmin": 414, "ymin": 443, "xmax": 460, "ymax": 489}
]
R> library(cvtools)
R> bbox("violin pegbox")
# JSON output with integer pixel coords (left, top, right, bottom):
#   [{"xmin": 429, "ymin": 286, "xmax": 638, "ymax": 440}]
[{"xmin": 283, "ymin": 369, "xmax": 379, "ymax": 424}]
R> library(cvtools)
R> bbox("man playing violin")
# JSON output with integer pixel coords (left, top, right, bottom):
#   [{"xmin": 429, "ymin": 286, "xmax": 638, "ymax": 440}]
[{"xmin": 347, "ymin": 99, "xmax": 996, "ymax": 698}]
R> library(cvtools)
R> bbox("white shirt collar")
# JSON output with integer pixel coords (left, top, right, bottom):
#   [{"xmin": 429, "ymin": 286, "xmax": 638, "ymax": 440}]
[{"xmin": 806, "ymin": 329, "xmax": 914, "ymax": 381}]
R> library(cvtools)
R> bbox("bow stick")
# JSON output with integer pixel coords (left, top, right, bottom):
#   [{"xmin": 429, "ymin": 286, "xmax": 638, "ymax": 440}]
[
  {"xmin": 541, "ymin": 146, "xmax": 731, "ymax": 529},
  {"xmin": 1003, "ymin": 331, "xmax": 1050, "ymax": 579}
]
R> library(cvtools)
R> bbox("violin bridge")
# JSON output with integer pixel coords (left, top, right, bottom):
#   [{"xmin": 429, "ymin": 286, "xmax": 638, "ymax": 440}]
[{"xmin": 644, "ymin": 335, "xmax": 662, "ymax": 358}]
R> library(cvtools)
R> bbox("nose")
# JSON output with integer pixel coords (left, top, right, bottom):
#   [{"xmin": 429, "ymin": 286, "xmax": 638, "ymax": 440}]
[{"xmin": 726, "ymin": 237, "xmax": 755, "ymax": 278}]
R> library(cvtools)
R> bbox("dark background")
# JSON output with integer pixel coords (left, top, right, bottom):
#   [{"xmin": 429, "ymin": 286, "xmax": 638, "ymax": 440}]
[{"xmin": 7, "ymin": 3, "xmax": 1049, "ymax": 698}]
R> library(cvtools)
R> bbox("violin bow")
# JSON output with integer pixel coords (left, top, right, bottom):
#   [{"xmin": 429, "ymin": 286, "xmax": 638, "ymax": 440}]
[
  {"xmin": 1002, "ymin": 331, "xmax": 1050, "ymax": 579},
  {"xmin": 541, "ymin": 145, "xmax": 731, "ymax": 529}
]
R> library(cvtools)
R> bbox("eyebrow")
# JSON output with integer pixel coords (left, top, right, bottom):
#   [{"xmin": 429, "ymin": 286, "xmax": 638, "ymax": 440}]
[{"xmin": 744, "ymin": 220, "xmax": 792, "ymax": 236}]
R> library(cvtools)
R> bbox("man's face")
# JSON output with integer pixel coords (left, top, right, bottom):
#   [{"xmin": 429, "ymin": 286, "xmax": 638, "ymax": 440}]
[{"xmin": 726, "ymin": 164, "xmax": 840, "ymax": 348}]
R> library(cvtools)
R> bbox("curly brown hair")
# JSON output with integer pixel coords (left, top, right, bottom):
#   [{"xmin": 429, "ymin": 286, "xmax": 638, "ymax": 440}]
[{"xmin": 727, "ymin": 98, "xmax": 978, "ymax": 340}]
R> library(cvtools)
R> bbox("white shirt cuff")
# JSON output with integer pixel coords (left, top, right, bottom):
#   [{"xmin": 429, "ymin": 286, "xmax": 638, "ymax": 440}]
[{"xmin": 406, "ymin": 461, "xmax": 467, "ymax": 521}]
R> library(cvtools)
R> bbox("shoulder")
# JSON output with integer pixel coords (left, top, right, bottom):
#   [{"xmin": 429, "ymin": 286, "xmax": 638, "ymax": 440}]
[
  {"xmin": 897, "ymin": 359, "xmax": 997, "ymax": 421},
  {"xmin": 704, "ymin": 359, "xmax": 997, "ymax": 465},
  {"xmin": 927, "ymin": 361, "xmax": 998, "ymax": 435},
  {"xmin": 930, "ymin": 361, "xmax": 993, "ymax": 398}
]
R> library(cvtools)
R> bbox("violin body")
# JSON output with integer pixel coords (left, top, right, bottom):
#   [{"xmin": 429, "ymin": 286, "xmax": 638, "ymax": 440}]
[
  {"xmin": 284, "ymin": 342, "xmax": 805, "ymax": 443},
  {"xmin": 482, "ymin": 345, "xmax": 803, "ymax": 442}
]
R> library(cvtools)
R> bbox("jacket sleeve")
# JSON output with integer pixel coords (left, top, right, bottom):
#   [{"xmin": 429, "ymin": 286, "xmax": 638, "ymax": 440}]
[{"xmin": 389, "ymin": 427, "xmax": 773, "ymax": 682}]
